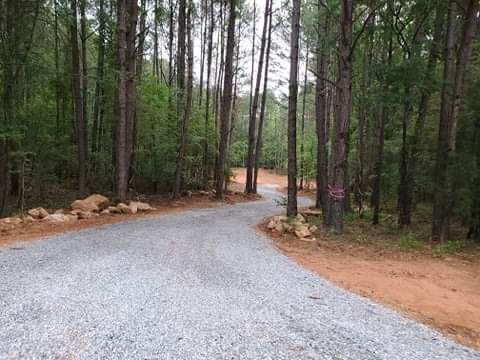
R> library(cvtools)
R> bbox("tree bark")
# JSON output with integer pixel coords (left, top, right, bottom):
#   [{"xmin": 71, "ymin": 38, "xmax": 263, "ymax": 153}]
[
  {"xmin": 286, "ymin": 0, "xmax": 301, "ymax": 217},
  {"xmin": 398, "ymin": 4, "xmax": 445, "ymax": 226},
  {"xmin": 215, "ymin": 0, "xmax": 236, "ymax": 199},
  {"xmin": 329, "ymin": 0, "xmax": 353, "ymax": 233},
  {"xmin": 246, "ymin": 0, "xmax": 270, "ymax": 193},
  {"xmin": 432, "ymin": 0, "xmax": 478, "ymax": 242},
  {"xmin": 253, "ymin": 0, "xmax": 273, "ymax": 193},
  {"xmin": 315, "ymin": 2, "xmax": 329, "ymax": 223},
  {"xmin": 203, "ymin": 0, "xmax": 215, "ymax": 187},
  {"xmin": 299, "ymin": 46, "xmax": 308, "ymax": 190},
  {"xmin": 92, "ymin": 0, "xmax": 106, "ymax": 155},
  {"xmin": 174, "ymin": 0, "xmax": 194, "ymax": 198},
  {"xmin": 70, "ymin": 0, "xmax": 87, "ymax": 195}
]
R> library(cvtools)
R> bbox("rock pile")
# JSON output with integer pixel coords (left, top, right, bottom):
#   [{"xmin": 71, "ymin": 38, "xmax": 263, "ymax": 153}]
[
  {"xmin": 266, "ymin": 213, "xmax": 318, "ymax": 242},
  {"xmin": 0, "ymin": 194, "xmax": 156, "ymax": 231}
]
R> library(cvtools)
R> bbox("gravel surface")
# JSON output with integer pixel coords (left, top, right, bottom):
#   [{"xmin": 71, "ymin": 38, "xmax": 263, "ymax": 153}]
[{"xmin": 0, "ymin": 185, "xmax": 478, "ymax": 360}]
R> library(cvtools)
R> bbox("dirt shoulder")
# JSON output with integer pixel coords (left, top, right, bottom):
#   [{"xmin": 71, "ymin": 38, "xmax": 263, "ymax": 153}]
[
  {"xmin": 259, "ymin": 220, "xmax": 480, "ymax": 351},
  {"xmin": 0, "ymin": 187, "xmax": 258, "ymax": 247}
]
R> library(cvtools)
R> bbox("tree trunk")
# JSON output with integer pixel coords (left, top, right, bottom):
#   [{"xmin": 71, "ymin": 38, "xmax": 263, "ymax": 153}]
[
  {"xmin": 315, "ymin": 2, "xmax": 329, "ymax": 223},
  {"xmin": 176, "ymin": 0, "xmax": 186, "ymax": 116},
  {"xmin": 203, "ymin": 0, "xmax": 214, "ymax": 187},
  {"xmin": 115, "ymin": 0, "xmax": 137, "ymax": 201},
  {"xmin": 215, "ymin": 0, "xmax": 236, "ymax": 199},
  {"xmin": 253, "ymin": 0, "xmax": 273, "ymax": 193},
  {"xmin": 70, "ymin": 0, "xmax": 87, "ymax": 195},
  {"xmin": 246, "ymin": 0, "xmax": 270, "ymax": 193},
  {"xmin": 174, "ymin": 0, "xmax": 194, "ymax": 198},
  {"xmin": 299, "ymin": 46, "xmax": 309, "ymax": 190},
  {"xmin": 329, "ymin": 0, "xmax": 353, "ymax": 233},
  {"xmin": 286, "ymin": 0, "xmax": 301, "ymax": 217},
  {"xmin": 432, "ymin": 0, "xmax": 478, "ymax": 242},
  {"xmin": 92, "ymin": 0, "xmax": 106, "ymax": 155},
  {"xmin": 371, "ymin": 1, "xmax": 392, "ymax": 226},
  {"xmin": 398, "ymin": 4, "xmax": 445, "ymax": 226}
]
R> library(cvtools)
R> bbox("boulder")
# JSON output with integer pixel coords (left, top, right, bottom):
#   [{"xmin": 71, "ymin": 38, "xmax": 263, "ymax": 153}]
[
  {"xmin": 274, "ymin": 223, "xmax": 284, "ymax": 233},
  {"xmin": 129, "ymin": 201, "xmax": 153, "ymax": 212},
  {"xmin": 71, "ymin": 194, "xmax": 109, "ymax": 212},
  {"xmin": 106, "ymin": 206, "xmax": 121, "ymax": 214},
  {"xmin": 27, "ymin": 207, "xmax": 49, "ymax": 219},
  {"xmin": 309, "ymin": 225, "xmax": 318, "ymax": 233},
  {"xmin": 267, "ymin": 220, "xmax": 277, "ymax": 230},
  {"xmin": 128, "ymin": 202, "xmax": 138, "ymax": 214},
  {"xmin": 44, "ymin": 213, "xmax": 73, "ymax": 223},
  {"xmin": 117, "ymin": 202, "xmax": 136, "ymax": 214},
  {"xmin": 0, "ymin": 217, "xmax": 22, "ymax": 225},
  {"xmin": 272, "ymin": 215, "xmax": 288, "ymax": 223},
  {"xmin": 296, "ymin": 214, "xmax": 306, "ymax": 223},
  {"xmin": 294, "ymin": 225, "xmax": 312, "ymax": 239},
  {"xmin": 22, "ymin": 215, "xmax": 36, "ymax": 223}
]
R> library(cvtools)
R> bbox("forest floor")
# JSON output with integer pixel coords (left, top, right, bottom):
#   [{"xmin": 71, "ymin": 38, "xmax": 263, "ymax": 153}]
[
  {"xmin": 234, "ymin": 168, "xmax": 480, "ymax": 351},
  {"xmin": 0, "ymin": 182, "xmax": 258, "ymax": 247}
]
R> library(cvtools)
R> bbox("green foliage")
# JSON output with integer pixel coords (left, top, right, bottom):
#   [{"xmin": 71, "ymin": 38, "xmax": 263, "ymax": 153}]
[
  {"xmin": 433, "ymin": 241, "xmax": 465, "ymax": 255},
  {"xmin": 399, "ymin": 233, "xmax": 424, "ymax": 250}
]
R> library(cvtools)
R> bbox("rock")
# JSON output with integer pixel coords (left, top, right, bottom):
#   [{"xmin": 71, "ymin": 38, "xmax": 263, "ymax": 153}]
[
  {"xmin": 100, "ymin": 209, "xmax": 110, "ymax": 215},
  {"xmin": 267, "ymin": 220, "xmax": 277, "ymax": 230},
  {"xmin": 71, "ymin": 194, "xmax": 109, "ymax": 212},
  {"xmin": 274, "ymin": 223, "xmax": 284, "ymax": 233},
  {"xmin": 27, "ymin": 207, "xmax": 49, "ymax": 219},
  {"xmin": 117, "ymin": 202, "xmax": 134, "ymax": 214},
  {"xmin": 294, "ymin": 225, "xmax": 312, "ymax": 239},
  {"xmin": 44, "ymin": 213, "xmax": 72, "ymax": 223},
  {"xmin": 128, "ymin": 202, "xmax": 138, "ymax": 214},
  {"xmin": 129, "ymin": 201, "xmax": 153, "ymax": 212},
  {"xmin": 54, "ymin": 209, "xmax": 66, "ymax": 215},
  {"xmin": 186, "ymin": 191, "xmax": 193, "ymax": 197},
  {"xmin": 107, "ymin": 206, "xmax": 121, "ymax": 214},
  {"xmin": 272, "ymin": 215, "xmax": 288, "ymax": 223},
  {"xmin": 0, "ymin": 217, "xmax": 22, "ymax": 225},
  {"xmin": 198, "ymin": 190, "xmax": 210, "ymax": 196},
  {"xmin": 22, "ymin": 215, "xmax": 36, "ymax": 223},
  {"xmin": 309, "ymin": 225, "xmax": 318, "ymax": 233},
  {"xmin": 298, "ymin": 237, "xmax": 316, "ymax": 243},
  {"xmin": 296, "ymin": 214, "xmax": 306, "ymax": 223}
]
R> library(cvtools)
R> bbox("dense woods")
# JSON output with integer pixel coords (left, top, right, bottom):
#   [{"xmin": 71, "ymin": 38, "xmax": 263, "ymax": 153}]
[{"xmin": 0, "ymin": 0, "xmax": 479, "ymax": 244}]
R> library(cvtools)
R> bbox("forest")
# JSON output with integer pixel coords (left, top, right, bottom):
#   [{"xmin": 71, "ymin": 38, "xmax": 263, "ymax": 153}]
[{"xmin": 0, "ymin": 0, "xmax": 479, "ymax": 245}]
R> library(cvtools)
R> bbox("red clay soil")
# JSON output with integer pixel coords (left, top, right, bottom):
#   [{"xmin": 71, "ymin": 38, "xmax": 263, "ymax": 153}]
[{"xmin": 0, "ymin": 189, "xmax": 258, "ymax": 247}]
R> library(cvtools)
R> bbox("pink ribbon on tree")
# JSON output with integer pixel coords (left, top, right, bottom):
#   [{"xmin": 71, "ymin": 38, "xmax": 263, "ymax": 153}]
[{"xmin": 328, "ymin": 185, "xmax": 345, "ymax": 201}]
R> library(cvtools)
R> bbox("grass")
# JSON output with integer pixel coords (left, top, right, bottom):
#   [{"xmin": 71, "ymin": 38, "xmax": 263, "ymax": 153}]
[
  {"xmin": 399, "ymin": 233, "xmax": 424, "ymax": 250},
  {"xmin": 319, "ymin": 204, "xmax": 476, "ymax": 257}
]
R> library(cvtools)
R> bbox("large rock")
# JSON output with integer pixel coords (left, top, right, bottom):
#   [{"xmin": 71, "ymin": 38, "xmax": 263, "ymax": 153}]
[
  {"xmin": 44, "ymin": 213, "xmax": 74, "ymax": 223},
  {"xmin": 0, "ymin": 217, "xmax": 22, "ymax": 225},
  {"xmin": 296, "ymin": 214, "xmax": 306, "ymax": 223},
  {"xmin": 294, "ymin": 224, "xmax": 312, "ymax": 239},
  {"xmin": 27, "ymin": 207, "xmax": 49, "ymax": 219},
  {"xmin": 77, "ymin": 211, "xmax": 98, "ymax": 220},
  {"xmin": 107, "ymin": 206, "xmax": 121, "ymax": 214},
  {"xmin": 71, "ymin": 194, "xmax": 109, "ymax": 213},
  {"xmin": 129, "ymin": 201, "xmax": 154, "ymax": 212},
  {"xmin": 117, "ymin": 202, "xmax": 137, "ymax": 214}
]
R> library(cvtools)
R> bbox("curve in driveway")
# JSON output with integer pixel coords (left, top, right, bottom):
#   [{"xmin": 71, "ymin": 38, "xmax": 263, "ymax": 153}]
[{"xmin": 0, "ymin": 186, "xmax": 478, "ymax": 359}]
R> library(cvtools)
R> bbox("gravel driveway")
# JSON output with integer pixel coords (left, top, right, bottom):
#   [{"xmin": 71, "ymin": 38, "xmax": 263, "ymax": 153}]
[{"xmin": 0, "ymin": 186, "xmax": 478, "ymax": 359}]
